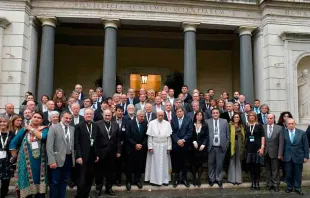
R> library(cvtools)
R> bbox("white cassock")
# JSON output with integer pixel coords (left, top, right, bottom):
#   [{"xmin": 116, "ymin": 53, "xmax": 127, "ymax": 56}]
[{"xmin": 144, "ymin": 119, "xmax": 172, "ymax": 185}]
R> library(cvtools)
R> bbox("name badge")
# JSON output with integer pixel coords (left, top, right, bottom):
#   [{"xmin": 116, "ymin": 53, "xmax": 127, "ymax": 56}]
[
  {"xmin": 214, "ymin": 135, "xmax": 219, "ymax": 143},
  {"xmin": 122, "ymin": 127, "xmax": 126, "ymax": 131},
  {"xmin": 32, "ymin": 141, "xmax": 39, "ymax": 149},
  {"xmin": 249, "ymin": 136, "xmax": 255, "ymax": 142},
  {"xmin": 0, "ymin": 151, "xmax": 7, "ymax": 159},
  {"xmin": 90, "ymin": 139, "xmax": 94, "ymax": 146}
]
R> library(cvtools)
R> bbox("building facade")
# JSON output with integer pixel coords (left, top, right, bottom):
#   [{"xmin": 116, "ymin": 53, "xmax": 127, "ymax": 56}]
[{"xmin": 1, "ymin": 0, "xmax": 310, "ymax": 127}]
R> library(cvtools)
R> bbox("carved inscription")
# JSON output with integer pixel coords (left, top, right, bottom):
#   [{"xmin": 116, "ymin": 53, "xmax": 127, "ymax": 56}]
[
  {"xmin": 73, "ymin": 2, "xmax": 226, "ymax": 16},
  {"xmin": 284, "ymin": 9, "xmax": 307, "ymax": 17}
]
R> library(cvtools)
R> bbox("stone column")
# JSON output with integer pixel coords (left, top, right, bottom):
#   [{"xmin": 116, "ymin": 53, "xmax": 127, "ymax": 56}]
[
  {"xmin": 0, "ymin": 18, "xmax": 10, "ymax": 94},
  {"xmin": 28, "ymin": 17, "xmax": 40, "ymax": 95},
  {"xmin": 102, "ymin": 19, "xmax": 119, "ymax": 97},
  {"xmin": 239, "ymin": 26, "xmax": 256, "ymax": 103},
  {"xmin": 183, "ymin": 22, "xmax": 199, "ymax": 93},
  {"xmin": 37, "ymin": 17, "xmax": 57, "ymax": 99}
]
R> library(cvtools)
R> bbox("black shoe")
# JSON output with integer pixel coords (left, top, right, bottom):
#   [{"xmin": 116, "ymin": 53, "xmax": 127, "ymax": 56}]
[
  {"xmin": 295, "ymin": 189, "xmax": 304, "ymax": 195},
  {"xmin": 163, "ymin": 183, "xmax": 169, "ymax": 186},
  {"xmin": 136, "ymin": 182, "xmax": 143, "ymax": 189},
  {"xmin": 196, "ymin": 180, "xmax": 201, "ymax": 187},
  {"xmin": 115, "ymin": 180, "xmax": 122, "ymax": 187},
  {"xmin": 96, "ymin": 189, "xmax": 102, "ymax": 197},
  {"xmin": 209, "ymin": 181, "xmax": 215, "ymax": 187},
  {"xmin": 251, "ymin": 181, "xmax": 255, "ymax": 190},
  {"xmin": 173, "ymin": 180, "xmax": 179, "ymax": 188},
  {"xmin": 105, "ymin": 189, "xmax": 115, "ymax": 196},
  {"xmin": 182, "ymin": 180, "xmax": 190, "ymax": 187},
  {"xmin": 126, "ymin": 183, "xmax": 131, "ymax": 191},
  {"xmin": 256, "ymin": 182, "xmax": 260, "ymax": 190},
  {"xmin": 285, "ymin": 188, "xmax": 292, "ymax": 193},
  {"xmin": 274, "ymin": 186, "xmax": 279, "ymax": 192},
  {"xmin": 193, "ymin": 179, "xmax": 197, "ymax": 186},
  {"xmin": 266, "ymin": 185, "xmax": 274, "ymax": 190},
  {"xmin": 218, "ymin": 181, "xmax": 223, "ymax": 188}
]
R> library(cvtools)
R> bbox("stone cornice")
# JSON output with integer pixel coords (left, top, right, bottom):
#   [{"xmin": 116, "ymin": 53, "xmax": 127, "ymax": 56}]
[
  {"xmin": 0, "ymin": 17, "xmax": 10, "ymax": 29},
  {"xmin": 37, "ymin": 17, "xmax": 57, "ymax": 27},
  {"xmin": 280, "ymin": 31, "xmax": 310, "ymax": 41}
]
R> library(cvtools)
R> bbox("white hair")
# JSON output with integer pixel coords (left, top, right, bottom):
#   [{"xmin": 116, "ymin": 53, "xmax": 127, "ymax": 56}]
[
  {"xmin": 136, "ymin": 110, "xmax": 145, "ymax": 116},
  {"xmin": 48, "ymin": 111, "xmax": 59, "ymax": 121}
]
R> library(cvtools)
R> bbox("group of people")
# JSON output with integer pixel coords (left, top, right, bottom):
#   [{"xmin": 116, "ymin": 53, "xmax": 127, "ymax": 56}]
[{"xmin": 0, "ymin": 84, "xmax": 309, "ymax": 198}]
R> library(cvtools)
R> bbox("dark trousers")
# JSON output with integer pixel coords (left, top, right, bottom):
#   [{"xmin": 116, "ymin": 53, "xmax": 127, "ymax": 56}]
[
  {"xmin": 284, "ymin": 160, "xmax": 303, "ymax": 190},
  {"xmin": 1, "ymin": 179, "xmax": 10, "ymax": 197},
  {"xmin": 115, "ymin": 154, "xmax": 125, "ymax": 182},
  {"xmin": 265, "ymin": 153, "xmax": 280, "ymax": 186},
  {"xmin": 248, "ymin": 163, "xmax": 261, "ymax": 181},
  {"xmin": 126, "ymin": 150, "xmax": 145, "ymax": 184},
  {"xmin": 25, "ymin": 194, "xmax": 45, "ymax": 198},
  {"xmin": 208, "ymin": 146, "xmax": 226, "ymax": 182},
  {"xmin": 95, "ymin": 157, "xmax": 115, "ymax": 190},
  {"xmin": 76, "ymin": 161, "xmax": 95, "ymax": 198},
  {"xmin": 172, "ymin": 148, "xmax": 189, "ymax": 181},
  {"xmin": 49, "ymin": 154, "xmax": 73, "ymax": 198}
]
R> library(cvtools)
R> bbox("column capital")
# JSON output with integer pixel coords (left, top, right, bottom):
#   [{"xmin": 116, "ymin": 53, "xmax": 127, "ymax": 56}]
[
  {"xmin": 0, "ymin": 17, "xmax": 10, "ymax": 29},
  {"xmin": 38, "ymin": 17, "xmax": 57, "ymax": 28},
  {"xmin": 238, "ymin": 26, "xmax": 257, "ymax": 36},
  {"xmin": 182, "ymin": 22, "xmax": 200, "ymax": 32},
  {"xmin": 102, "ymin": 19, "xmax": 120, "ymax": 29}
]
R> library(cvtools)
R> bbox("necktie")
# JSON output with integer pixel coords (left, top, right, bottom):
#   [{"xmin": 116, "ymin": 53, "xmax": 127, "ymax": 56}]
[
  {"xmin": 92, "ymin": 104, "xmax": 96, "ymax": 109},
  {"xmin": 147, "ymin": 113, "xmax": 151, "ymax": 121},
  {"xmin": 268, "ymin": 125, "xmax": 272, "ymax": 139},
  {"xmin": 64, "ymin": 126, "xmax": 71, "ymax": 154},
  {"xmin": 241, "ymin": 104, "xmax": 244, "ymax": 112},
  {"xmin": 263, "ymin": 114, "xmax": 266, "ymax": 124},
  {"xmin": 290, "ymin": 130, "xmax": 294, "ymax": 144},
  {"xmin": 214, "ymin": 120, "xmax": 218, "ymax": 134},
  {"xmin": 178, "ymin": 119, "xmax": 182, "ymax": 129},
  {"xmin": 168, "ymin": 112, "xmax": 171, "ymax": 122},
  {"xmin": 138, "ymin": 122, "xmax": 141, "ymax": 133},
  {"xmin": 26, "ymin": 120, "xmax": 30, "ymax": 125}
]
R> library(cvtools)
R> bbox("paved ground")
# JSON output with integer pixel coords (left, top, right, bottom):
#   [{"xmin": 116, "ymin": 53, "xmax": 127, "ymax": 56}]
[{"xmin": 6, "ymin": 187, "xmax": 310, "ymax": 198}]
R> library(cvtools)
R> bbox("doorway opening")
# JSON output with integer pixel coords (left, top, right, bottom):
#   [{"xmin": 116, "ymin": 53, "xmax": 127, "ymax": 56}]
[{"xmin": 130, "ymin": 74, "xmax": 161, "ymax": 93}]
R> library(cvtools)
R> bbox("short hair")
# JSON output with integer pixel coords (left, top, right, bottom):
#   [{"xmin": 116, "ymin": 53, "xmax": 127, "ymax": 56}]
[
  {"xmin": 136, "ymin": 110, "xmax": 145, "ymax": 116},
  {"xmin": 165, "ymin": 101, "xmax": 172, "ymax": 106},
  {"xmin": 116, "ymin": 106, "xmax": 124, "ymax": 112},
  {"xmin": 25, "ymin": 91, "xmax": 33, "ymax": 96},
  {"xmin": 226, "ymin": 102, "xmax": 233, "ymax": 106},
  {"xmin": 211, "ymin": 108, "xmax": 220, "ymax": 114},
  {"xmin": 175, "ymin": 107, "xmax": 185, "ymax": 112},
  {"xmin": 60, "ymin": 111, "xmax": 72, "ymax": 118},
  {"xmin": 84, "ymin": 108, "xmax": 94, "ymax": 114},
  {"xmin": 192, "ymin": 101, "xmax": 199, "ymax": 107},
  {"xmin": 72, "ymin": 90, "xmax": 79, "ymax": 95},
  {"xmin": 96, "ymin": 87, "xmax": 103, "ymax": 92},
  {"xmin": 260, "ymin": 104, "xmax": 270, "ymax": 111},
  {"xmin": 41, "ymin": 95, "xmax": 49, "ymax": 101},
  {"xmin": 182, "ymin": 85, "xmax": 188, "ymax": 89},
  {"xmin": 127, "ymin": 104, "xmax": 135, "ymax": 110},
  {"xmin": 101, "ymin": 99, "xmax": 108, "ymax": 105},
  {"xmin": 254, "ymin": 99, "xmax": 260, "ymax": 102},
  {"xmin": 207, "ymin": 89, "xmax": 214, "ymax": 93},
  {"xmin": 157, "ymin": 110, "xmax": 164, "ymax": 115},
  {"xmin": 71, "ymin": 103, "xmax": 80, "ymax": 108},
  {"xmin": 49, "ymin": 111, "xmax": 59, "ymax": 121}
]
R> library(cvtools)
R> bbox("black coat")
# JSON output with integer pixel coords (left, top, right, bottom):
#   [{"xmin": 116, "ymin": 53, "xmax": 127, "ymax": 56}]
[
  {"xmin": 112, "ymin": 116, "xmax": 128, "ymax": 142},
  {"xmin": 43, "ymin": 111, "xmax": 50, "ymax": 126},
  {"xmin": 96, "ymin": 120, "xmax": 121, "ymax": 160},
  {"xmin": 70, "ymin": 115, "xmax": 84, "ymax": 127},
  {"xmin": 74, "ymin": 121, "xmax": 99, "ymax": 163},
  {"xmin": 94, "ymin": 109, "xmax": 103, "ymax": 122},
  {"xmin": 184, "ymin": 93, "xmax": 193, "ymax": 104},
  {"xmin": 125, "ymin": 119, "xmax": 148, "ymax": 154},
  {"xmin": 190, "ymin": 124, "xmax": 209, "ymax": 156}
]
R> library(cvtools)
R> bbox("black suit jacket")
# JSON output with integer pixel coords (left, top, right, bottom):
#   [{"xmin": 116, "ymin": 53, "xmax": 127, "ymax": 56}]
[
  {"xmin": 126, "ymin": 98, "xmax": 139, "ymax": 106},
  {"xmin": 306, "ymin": 125, "xmax": 310, "ymax": 148},
  {"xmin": 220, "ymin": 111, "xmax": 231, "ymax": 123},
  {"xmin": 96, "ymin": 120, "xmax": 121, "ymax": 160},
  {"xmin": 112, "ymin": 116, "xmax": 128, "ymax": 142},
  {"xmin": 94, "ymin": 109, "xmax": 103, "ymax": 122},
  {"xmin": 144, "ymin": 112, "xmax": 157, "ymax": 124},
  {"xmin": 182, "ymin": 102, "xmax": 192, "ymax": 113},
  {"xmin": 171, "ymin": 115, "xmax": 193, "ymax": 150},
  {"xmin": 191, "ymin": 124, "xmax": 209, "ymax": 150},
  {"xmin": 43, "ymin": 111, "xmax": 50, "ymax": 126},
  {"xmin": 125, "ymin": 119, "xmax": 148, "ymax": 154},
  {"xmin": 70, "ymin": 115, "xmax": 84, "ymax": 127},
  {"xmin": 183, "ymin": 93, "xmax": 193, "ymax": 104},
  {"xmin": 257, "ymin": 113, "xmax": 267, "ymax": 125},
  {"xmin": 74, "ymin": 121, "xmax": 99, "ymax": 162},
  {"xmin": 163, "ymin": 111, "xmax": 176, "ymax": 122}
]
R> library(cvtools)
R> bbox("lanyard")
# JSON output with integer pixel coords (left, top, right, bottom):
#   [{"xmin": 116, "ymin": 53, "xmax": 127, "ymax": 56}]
[
  {"xmin": 147, "ymin": 113, "xmax": 152, "ymax": 123},
  {"xmin": 0, "ymin": 133, "xmax": 8, "ymax": 149},
  {"xmin": 86, "ymin": 123, "xmax": 92, "ymax": 138},
  {"xmin": 249, "ymin": 124, "xmax": 255, "ymax": 135},
  {"xmin": 104, "ymin": 123, "xmax": 111, "ymax": 135}
]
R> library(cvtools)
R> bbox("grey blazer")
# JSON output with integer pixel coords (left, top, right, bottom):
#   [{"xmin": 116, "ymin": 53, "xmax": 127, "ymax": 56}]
[
  {"xmin": 46, "ymin": 123, "xmax": 75, "ymax": 167},
  {"xmin": 134, "ymin": 102, "xmax": 146, "ymax": 113},
  {"xmin": 152, "ymin": 104, "xmax": 164, "ymax": 114},
  {"xmin": 206, "ymin": 118, "xmax": 230, "ymax": 152},
  {"xmin": 263, "ymin": 124, "xmax": 284, "ymax": 158}
]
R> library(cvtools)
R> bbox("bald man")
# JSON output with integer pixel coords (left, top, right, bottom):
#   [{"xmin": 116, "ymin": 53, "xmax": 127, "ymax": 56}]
[{"xmin": 0, "ymin": 103, "xmax": 17, "ymax": 120}]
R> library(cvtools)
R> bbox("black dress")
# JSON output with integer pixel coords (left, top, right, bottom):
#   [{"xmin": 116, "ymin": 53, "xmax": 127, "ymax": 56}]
[
  {"xmin": 245, "ymin": 123, "xmax": 264, "ymax": 164},
  {"xmin": 190, "ymin": 124, "xmax": 208, "ymax": 166},
  {"xmin": 0, "ymin": 131, "xmax": 15, "ymax": 180}
]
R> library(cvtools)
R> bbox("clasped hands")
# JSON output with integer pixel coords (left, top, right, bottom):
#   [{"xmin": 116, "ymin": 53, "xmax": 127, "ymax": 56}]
[{"xmin": 193, "ymin": 141, "xmax": 205, "ymax": 151}]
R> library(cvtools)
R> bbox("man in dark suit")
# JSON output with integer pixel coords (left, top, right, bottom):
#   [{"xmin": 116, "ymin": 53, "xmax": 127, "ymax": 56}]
[
  {"xmin": 171, "ymin": 107, "xmax": 192, "ymax": 188},
  {"xmin": 220, "ymin": 102, "xmax": 234, "ymax": 123},
  {"xmin": 306, "ymin": 125, "xmax": 310, "ymax": 148},
  {"xmin": 70, "ymin": 103, "xmax": 84, "ymax": 126},
  {"xmin": 43, "ymin": 100, "xmax": 55, "ymax": 126},
  {"xmin": 71, "ymin": 90, "xmax": 84, "ymax": 109},
  {"xmin": 164, "ymin": 102, "xmax": 176, "ymax": 122},
  {"xmin": 181, "ymin": 85, "xmax": 192, "ymax": 104},
  {"xmin": 257, "ymin": 104, "xmax": 269, "ymax": 125},
  {"xmin": 145, "ymin": 103, "xmax": 156, "ymax": 124},
  {"xmin": 75, "ymin": 84, "xmax": 85, "ymax": 101},
  {"xmin": 263, "ymin": 114, "xmax": 284, "ymax": 192},
  {"xmin": 206, "ymin": 108, "xmax": 229, "ymax": 188},
  {"xmin": 125, "ymin": 110, "xmax": 148, "ymax": 191},
  {"xmin": 186, "ymin": 101, "xmax": 200, "ymax": 122},
  {"xmin": 229, "ymin": 91, "xmax": 240, "ymax": 103},
  {"xmin": 94, "ymin": 100, "xmax": 109, "ymax": 122},
  {"xmin": 173, "ymin": 99, "xmax": 188, "ymax": 114},
  {"xmin": 240, "ymin": 103, "xmax": 251, "ymax": 126},
  {"xmin": 90, "ymin": 92, "xmax": 100, "ymax": 110},
  {"xmin": 74, "ymin": 108, "xmax": 99, "ymax": 198},
  {"xmin": 95, "ymin": 109, "xmax": 121, "ymax": 196},
  {"xmin": 112, "ymin": 106, "xmax": 128, "ymax": 186},
  {"xmin": 283, "ymin": 118, "xmax": 309, "ymax": 195},
  {"xmin": 127, "ymin": 88, "xmax": 139, "ymax": 106},
  {"xmin": 117, "ymin": 94, "xmax": 129, "ymax": 115}
]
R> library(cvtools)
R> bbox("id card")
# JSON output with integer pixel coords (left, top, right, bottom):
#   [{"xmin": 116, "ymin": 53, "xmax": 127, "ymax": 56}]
[
  {"xmin": 0, "ymin": 151, "xmax": 7, "ymax": 159},
  {"xmin": 122, "ymin": 127, "xmax": 126, "ymax": 131},
  {"xmin": 90, "ymin": 139, "xmax": 94, "ymax": 146},
  {"xmin": 249, "ymin": 136, "xmax": 255, "ymax": 142},
  {"xmin": 32, "ymin": 141, "xmax": 39, "ymax": 149}
]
